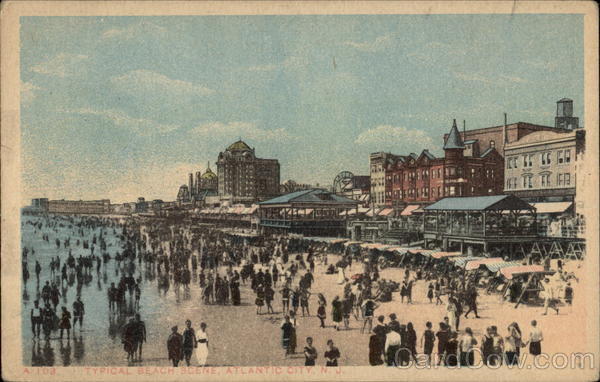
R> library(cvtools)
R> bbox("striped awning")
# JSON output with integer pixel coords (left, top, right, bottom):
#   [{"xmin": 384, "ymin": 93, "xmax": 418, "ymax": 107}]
[
  {"xmin": 407, "ymin": 248, "xmax": 435, "ymax": 256},
  {"xmin": 378, "ymin": 208, "xmax": 394, "ymax": 216},
  {"xmin": 483, "ymin": 261, "xmax": 522, "ymax": 273},
  {"xmin": 431, "ymin": 251, "xmax": 462, "ymax": 259},
  {"xmin": 451, "ymin": 256, "xmax": 481, "ymax": 267},
  {"xmin": 464, "ymin": 257, "xmax": 504, "ymax": 271},
  {"xmin": 500, "ymin": 265, "xmax": 553, "ymax": 279},
  {"xmin": 385, "ymin": 246, "xmax": 410, "ymax": 253},
  {"xmin": 344, "ymin": 241, "xmax": 363, "ymax": 246},
  {"xmin": 401, "ymin": 205, "xmax": 420, "ymax": 216}
]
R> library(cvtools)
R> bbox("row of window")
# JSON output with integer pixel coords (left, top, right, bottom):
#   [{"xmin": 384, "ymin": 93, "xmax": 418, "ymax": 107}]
[
  {"xmin": 387, "ymin": 186, "xmax": 455, "ymax": 199},
  {"xmin": 506, "ymin": 150, "xmax": 572, "ymax": 169},
  {"xmin": 386, "ymin": 167, "xmax": 495, "ymax": 183},
  {"xmin": 505, "ymin": 173, "xmax": 572, "ymax": 189}
]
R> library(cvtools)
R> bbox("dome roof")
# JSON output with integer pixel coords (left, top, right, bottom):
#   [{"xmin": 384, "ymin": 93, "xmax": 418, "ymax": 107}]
[
  {"xmin": 227, "ymin": 140, "xmax": 251, "ymax": 152},
  {"xmin": 201, "ymin": 167, "xmax": 217, "ymax": 180}
]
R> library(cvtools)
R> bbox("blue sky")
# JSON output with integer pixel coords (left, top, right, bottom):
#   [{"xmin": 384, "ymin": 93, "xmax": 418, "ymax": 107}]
[{"xmin": 20, "ymin": 15, "xmax": 583, "ymax": 204}]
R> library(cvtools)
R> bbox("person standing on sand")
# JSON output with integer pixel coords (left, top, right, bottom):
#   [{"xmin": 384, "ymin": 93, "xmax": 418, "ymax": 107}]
[
  {"xmin": 281, "ymin": 316, "xmax": 295, "ymax": 358},
  {"xmin": 524, "ymin": 320, "xmax": 543, "ymax": 357},
  {"xmin": 324, "ymin": 339, "xmax": 341, "ymax": 366},
  {"xmin": 196, "ymin": 323, "xmax": 209, "ymax": 366},
  {"xmin": 361, "ymin": 298, "xmax": 378, "ymax": 334},
  {"xmin": 134, "ymin": 313, "xmax": 147, "ymax": 361},
  {"xmin": 331, "ymin": 296, "xmax": 343, "ymax": 331},
  {"xmin": 317, "ymin": 293, "xmax": 327, "ymax": 328},
  {"xmin": 182, "ymin": 320, "xmax": 197, "ymax": 366},
  {"xmin": 167, "ymin": 326, "xmax": 183, "ymax": 367},
  {"xmin": 304, "ymin": 337, "xmax": 318, "ymax": 366}
]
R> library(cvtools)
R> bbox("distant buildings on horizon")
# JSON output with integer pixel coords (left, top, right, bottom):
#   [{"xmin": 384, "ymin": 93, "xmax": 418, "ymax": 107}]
[{"xmin": 25, "ymin": 98, "xmax": 585, "ymax": 217}]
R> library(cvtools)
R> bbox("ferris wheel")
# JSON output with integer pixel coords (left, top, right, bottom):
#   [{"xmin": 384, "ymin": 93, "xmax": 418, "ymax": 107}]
[{"xmin": 333, "ymin": 171, "xmax": 354, "ymax": 194}]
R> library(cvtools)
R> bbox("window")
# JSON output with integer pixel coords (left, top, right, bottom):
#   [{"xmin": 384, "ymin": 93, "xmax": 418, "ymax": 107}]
[
  {"xmin": 541, "ymin": 174, "xmax": 551, "ymax": 188},
  {"xmin": 541, "ymin": 152, "xmax": 551, "ymax": 165},
  {"xmin": 471, "ymin": 186, "xmax": 475, "ymax": 193},
  {"xmin": 449, "ymin": 186, "xmax": 456, "ymax": 196},
  {"xmin": 507, "ymin": 159, "xmax": 512, "ymax": 169},
  {"xmin": 565, "ymin": 150, "xmax": 571, "ymax": 163},
  {"xmin": 558, "ymin": 151, "xmax": 564, "ymax": 164},
  {"xmin": 565, "ymin": 173, "xmax": 571, "ymax": 186},
  {"xmin": 490, "ymin": 140, "xmax": 495, "ymax": 148},
  {"xmin": 438, "ymin": 187, "xmax": 441, "ymax": 197},
  {"xmin": 522, "ymin": 176, "xmax": 532, "ymax": 189},
  {"xmin": 523, "ymin": 154, "xmax": 533, "ymax": 168},
  {"xmin": 438, "ymin": 169, "xmax": 442, "ymax": 178},
  {"xmin": 557, "ymin": 174, "xmax": 563, "ymax": 186},
  {"xmin": 471, "ymin": 168, "xmax": 476, "ymax": 177}
]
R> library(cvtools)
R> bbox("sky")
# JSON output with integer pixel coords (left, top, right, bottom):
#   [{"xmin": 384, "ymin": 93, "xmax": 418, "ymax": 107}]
[{"xmin": 20, "ymin": 14, "xmax": 583, "ymax": 204}]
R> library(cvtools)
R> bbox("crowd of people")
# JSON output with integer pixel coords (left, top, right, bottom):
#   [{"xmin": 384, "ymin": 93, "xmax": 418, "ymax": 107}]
[{"xmin": 21, "ymin": 211, "xmax": 578, "ymax": 368}]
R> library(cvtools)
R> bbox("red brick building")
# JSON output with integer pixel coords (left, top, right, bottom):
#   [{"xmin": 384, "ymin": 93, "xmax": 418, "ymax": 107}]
[
  {"xmin": 384, "ymin": 120, "xmax": 505, "ymax": 208},
  {"xmin": 442, "ymin": 121, "xmax": 571, "ymax": 157}
]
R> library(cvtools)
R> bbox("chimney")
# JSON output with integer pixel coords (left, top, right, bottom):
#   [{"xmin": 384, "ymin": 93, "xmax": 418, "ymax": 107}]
[
  {"xmin": 503, "ymin": 113, "xmax": 508, "ymax": 144},
  {"xmin": 189, "ymin": 173, "xmax": 194, "ymax": 195},
  {"xmin": 463, "ymin": 120, "xmax": 466, "ymax": 141}
]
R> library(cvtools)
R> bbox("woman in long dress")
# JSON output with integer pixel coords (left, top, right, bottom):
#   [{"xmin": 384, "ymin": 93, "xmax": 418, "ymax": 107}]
[
  {"xmin": 196, "ymin": 322, "xmax": 209, "ymax": 366},
  {"xmin": 446, "ymin": 297, "xmax": 458, "ymax": 332},
  {"xmin": 336, "ymin": 265, "xmax": 346, "ymax": 285}
]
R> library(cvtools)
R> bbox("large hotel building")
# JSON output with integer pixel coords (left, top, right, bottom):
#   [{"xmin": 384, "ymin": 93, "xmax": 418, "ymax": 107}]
[{"xmin": 216, "ymin": 140, "xmax": 280, "ymax": 204}]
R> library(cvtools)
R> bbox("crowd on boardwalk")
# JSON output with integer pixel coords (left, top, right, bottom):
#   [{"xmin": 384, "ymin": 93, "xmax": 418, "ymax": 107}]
[{"xmin": 22, "ymin": 213, "xmax": 577, "ymax": 367}]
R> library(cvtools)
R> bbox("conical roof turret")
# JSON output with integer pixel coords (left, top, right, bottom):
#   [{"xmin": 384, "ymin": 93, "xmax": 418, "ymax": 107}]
[{"xmin": 444, "ymin": 119, "xmax": 465, "ymax": 149}]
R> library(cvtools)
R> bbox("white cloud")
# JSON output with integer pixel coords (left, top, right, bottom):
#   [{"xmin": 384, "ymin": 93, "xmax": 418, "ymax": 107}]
[
  {"xmin": 190, "ymin": 121, "xmax": 293, "ymax": 142},
  {"xmin": 282, "ymin": 55, "xmax": 309, "ymax": 69},
  {"xmin": 343, "ymin": 34, "xmax": 393, "ymax": 52},
  {"xmin": 111, "ymin": 69, "xmax": 215, "ymax": 97},
  {"xmin": 21, "ymin": 81, "xmax": 41, "ymax": 104},
  {"xmin": 248, "ymin": 64, "xmax": 278, "ymax": 72},
  {"xmin": 102, "ymin": 21, "xmax": 166, "ymax": 40},
  {"xmin": 453, "ymin": 71, "xmax": 529, "ymax": 85},
  {"xmin": 453, "ymin": 71, "xmax": 495, "ymax": 84},
  {"xmin": 524, "ymin": 59, "xmax": 559, "ymax": 71},
  {"xmin": 30, "ymin": 53, "xmax": 89, "ymax": 77},
  {"xmin": 65, "ymin": 108, "xmax": 179, "ymax": 135},
  {"xmin": 355, "ymin": 125, "xmax": 434, "ymax": 150},
  {"xmin": 407, "ymin": 41, "xmax": 467, "ymax": 63},
  {"xmin": 499, "ymin": 74, "xmax": 529, "ymax": 84}
]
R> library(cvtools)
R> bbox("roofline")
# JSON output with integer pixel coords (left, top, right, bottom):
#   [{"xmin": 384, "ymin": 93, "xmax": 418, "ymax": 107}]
[
  {"xmin": 447, "ymin": 122, "xmax": 569, "ymax": 135},
  {"xmin": 505, "ymin": 132, "xmax": 579, "ymax": 150}
]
